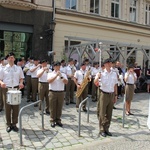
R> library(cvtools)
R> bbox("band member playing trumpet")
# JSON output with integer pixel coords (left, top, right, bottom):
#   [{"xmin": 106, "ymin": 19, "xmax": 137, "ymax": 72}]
[
  {"xmin": 94, "ymin": 58, "xmax": 118, "ymax": 137},
  {"xmin": 47, "ymin": 61, "xmax": 68, "ymax": 128},
  {"xmin": 0, "ymin": 52, "xmax": 24, "ymax": 132},
  {"xmin": 30, "ymin": 58, "xmax": 41, "ymax": 106},
  {"xmin": 37, "ymin": 59, "xmax": 51, "ymax": 114},
  {"xmin": 65, "ymin": 58, "xmax": 76, "ymax": 105},
  {"xmin": 74, "ymin": 62, "xmax": 91, "ymax": 112}
]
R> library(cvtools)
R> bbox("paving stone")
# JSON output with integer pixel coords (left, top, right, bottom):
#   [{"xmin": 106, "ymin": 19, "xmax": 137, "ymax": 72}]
[{"xmin": 0, "ymin": 93, "xmax": 150, "ymax": 149}]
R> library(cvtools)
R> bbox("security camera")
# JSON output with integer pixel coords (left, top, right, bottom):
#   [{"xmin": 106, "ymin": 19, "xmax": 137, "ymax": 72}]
[{"xmin": 47, "ymin": 51, "xmax": 55, "ymax": 56}]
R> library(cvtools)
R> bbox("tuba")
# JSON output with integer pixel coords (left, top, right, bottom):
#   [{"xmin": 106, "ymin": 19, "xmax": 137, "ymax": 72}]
[{"xmin": 76, "ymin": 68, "xmax": 91, "ymax": 98}]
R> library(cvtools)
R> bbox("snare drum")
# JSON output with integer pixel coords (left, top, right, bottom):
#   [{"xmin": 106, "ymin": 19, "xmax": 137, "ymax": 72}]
[{"xmin": 7, "ymin": 90, "xmax": 21, "ymax": 105}]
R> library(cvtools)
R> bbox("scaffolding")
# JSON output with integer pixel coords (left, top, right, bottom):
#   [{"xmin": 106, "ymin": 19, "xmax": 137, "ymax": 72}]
[{"xmin": 65, "ymin": 36, "xmax": 150, "ymax": 69}]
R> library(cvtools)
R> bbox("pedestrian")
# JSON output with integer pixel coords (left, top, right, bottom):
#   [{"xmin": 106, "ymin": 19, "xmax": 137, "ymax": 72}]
[
  {"xmin": 124, "ymin": 65, "xmax": 137, "ymax": 116},
  {"xmin": 94, "ymin": 58, "xmax": 118, "ymax": 137},
  {"xmin": 0, "ymin": 52, "xmax": 24, "ymax": 132},
  {"xmin": 47, "ymin": 61, "xmax": 68, "ymax": 128}
]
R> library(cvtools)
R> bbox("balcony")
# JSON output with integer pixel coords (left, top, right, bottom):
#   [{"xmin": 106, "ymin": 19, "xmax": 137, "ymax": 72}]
[{"xmin": 0, "ymin": 0, "xmax": 37, "ymax": 11}]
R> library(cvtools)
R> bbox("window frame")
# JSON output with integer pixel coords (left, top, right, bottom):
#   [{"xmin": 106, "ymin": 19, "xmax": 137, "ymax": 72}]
[
  {"xmin": 65, "ymin": 0, "xmax": 78, "ymax": 10},
  {"xmin": 90, "ymin": 0, "xmax": 101, "ymax": 15},
  {"xmin": 111, "ymin": 0, "xmax": 121, "ymax": 19},
  {"xmin": 145, "ymin": 3, "xmax": 150, "ymax": 25},
  {"xmin": 129, "ymin": 0, "xmax": 138, "ymax": 22}
]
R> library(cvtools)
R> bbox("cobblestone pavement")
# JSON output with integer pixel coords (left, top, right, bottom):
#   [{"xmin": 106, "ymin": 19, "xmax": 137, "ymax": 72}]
[{"xmin": 0, "ymin": 92, "xmax": 150, "ymax": 150}]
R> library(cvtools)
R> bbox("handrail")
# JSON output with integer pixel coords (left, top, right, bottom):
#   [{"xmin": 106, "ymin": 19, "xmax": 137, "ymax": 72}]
[
  {"xmin": 19, "ymin": 100, "xmax": 44, "ymax": 146},
  {"xmin": 78, "ymin": 96, "xmax": 90, "ymax": 137}
]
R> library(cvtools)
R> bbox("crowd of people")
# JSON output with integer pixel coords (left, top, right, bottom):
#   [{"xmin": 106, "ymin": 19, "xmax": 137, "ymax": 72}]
[{"xmin": 0, "ymin": 52, "xmax": 150, "ymax": 137}]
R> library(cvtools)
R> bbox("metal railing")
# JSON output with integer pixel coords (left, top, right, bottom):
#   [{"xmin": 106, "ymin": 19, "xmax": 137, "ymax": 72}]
[
  {"xmin": 19, "ymin": 100, "xmax": 44, "ymax": 146},
  {"xmin": 78, "ymin": 96, "xmax": 90, "ymax": 137},
  {"xmin": 122, "ymin": 94, "xmax": 126, "ymax": 128}
]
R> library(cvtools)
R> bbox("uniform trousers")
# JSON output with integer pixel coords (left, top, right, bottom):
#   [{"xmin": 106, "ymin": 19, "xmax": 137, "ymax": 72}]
[
  {"xmin": 38, "ymin": 82, "xmax": 49, "ymax": 112},
  {"xmin": 26, "ymin": 75, "xmax": 32, "ymax": 100},
  {"xmin": 65, "ymin": 79, "xmax": 75, "ymax": 103},
  {"xmin": 49, "ymin": 91, "xmax": 64, "ymax": 123},
  {"xmin": 0, "ymin": 87, "xmax": 4, "ymax": 110},
  {"xmin": 91, "ymin": 79, "xmax": 98, "ymax": 100},
  {"xmin": 99, "ymin": 92, "xmax": 114, "ymax": 132},
  {"xmin": 31, "ymin": 78, "xmax": 38, "ymax": 102},
  {"xmin": 2, "ymin": 88, "xmax": 19, "ymax": 127},
  {"xmin": 76, "ymin": 85, "xmax": 88, "ymax": 109}
]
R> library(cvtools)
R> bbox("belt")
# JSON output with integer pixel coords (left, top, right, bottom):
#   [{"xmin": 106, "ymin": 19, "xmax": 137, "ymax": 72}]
[
  {"xmin": 32, "ymin": 78, "xmax": 38, "ymax": 79},
  {"xmin": 7, "ymin": 86, "xmax": 19, "ymax": 88},
  {"xmin": 49, "ymin": 90, "xmax": 64, "ymax": 92},
  {"xmin": 68, "ymin": 78, "xmax": 71, "ymax": 79},
  {"xmin": 101, "ymin": 90, "xmax": 114, "ymax": 95},
  {"xmin": 39, "ymin": 82, "xmax": 48, "ymax": 84},
  {"xmin": 126, "ymin": 83, "xmax": 134, "ymax": 85},
  {"xmin": 26, "ymin": 75, "xmax": 31, "ymax": 77}
]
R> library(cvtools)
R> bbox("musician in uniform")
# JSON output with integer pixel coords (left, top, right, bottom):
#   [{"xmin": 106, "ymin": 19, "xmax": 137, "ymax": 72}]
[
  {"xmin": 94, "ymin": 58, "xmax": 118, "ymax": 137},
  {"xmin": 124, "ymin": 65, "xmax": 137, "ymax": 115},
  {"xmin": 30, "ymin": 58, "xmax": 41, "ymax": 106},
  {"xmin": 65, "ymin": 58, "xmax": 76, "ymax": 105},
  {"xmin": 23, "ymin": 56, "xmax": 33, "ymax": 102},
  {"xmin": 37, "ymin": 59, "xmax": 51, "ymax": 114},
  {"xmin": 74, "ymin": 62, "xmax": 91, "ymax": 112},
  {"xmin": 47, "ymin": 61, "xmax": 68, "ymax": 128},
  {"xmin": 60, "ymin": 59, "xmax": 66, "ymax": 74},
  {"xmin": 0, "ymin": 52, "xmax": 24, "ymax": 132},
  {"xmin": 91, "ymin": 62, "xmax": 99, "ymax": 102},
  {"xmin": 0, "ymin": 57, "xmax": 7, "ymax": 112}
]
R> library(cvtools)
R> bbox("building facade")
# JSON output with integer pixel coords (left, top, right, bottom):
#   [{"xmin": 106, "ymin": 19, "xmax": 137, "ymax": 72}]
[
  {"xmin": 0, "ymin": 0, "xmax": 150, "ymax": 68},
  {"xmin": 54, "ymin": 0, "xmax": 150, "ymax": 68},
  {"xmin": 0, "ymin": 0, "xmax": 53, "ymax": 60}
]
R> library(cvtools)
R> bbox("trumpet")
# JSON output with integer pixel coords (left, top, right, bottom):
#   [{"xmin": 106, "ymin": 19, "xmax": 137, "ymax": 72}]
[{"xmin": 58, "ymin": 71, "xmax": 63, "ymax": 79}]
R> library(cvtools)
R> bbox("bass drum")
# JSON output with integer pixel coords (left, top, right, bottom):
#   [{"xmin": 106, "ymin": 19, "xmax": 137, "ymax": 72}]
[{"xmin": 7, "ymin": 90, "xmax": 21, "ymax": 105}]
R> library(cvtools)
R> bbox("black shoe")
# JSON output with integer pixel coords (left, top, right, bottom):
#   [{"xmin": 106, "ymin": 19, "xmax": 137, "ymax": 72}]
[
  {"xmin": 129, "ymin": 112, "xmax": 134, "ymax": 115},
  {"xmin": 113, "ymin": 106, "xmax": 117, "ymax": 109},
  {"xmin": 105, "ymin": 131, "xmax": 112, "ymax": 136},
  {"xmin": 6, "ymin": 126, "xmax": 12, "ymax": 133},
  {"xmin": 26, "ymin": 99, "xmax": 30, "ymax": 102},
  {"xmin": 45, "ymin": 111, "xmax": 50, "ymax": 115},
  {"xmin": 82, "ymin": 108, "xmax": 87, "ymax": 112},
  {"xmin": 34, "ymin": 104, "xmax": 38, "ymax": 107},
  {"xmin": 12, "ymin": 126, "xmax": 18, "ymax": 132},
  {"xmin": 56, "ymin": 122, "xmax": 63, "ymax": 127},
  {"xmin": 65, "ymin": 102, "xmax": 69, "ymax": 105},
  {"xmin": 92, "ymin": 99, "xmax": 97, "ymax": 102},
  {"xmin": 51, "ymin": 123, "xmax": 55, "ymax": 128},
  {"xmin": 100, "ymin": 132, "xmax": 106, "ymax": 137},
  {"xmin": 70, "ymin": 101, "xmax": 76, "ymax": 104},
  {"xmin": 0, "ymin": 109, "xmax": 2, "ymax": 112}
]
